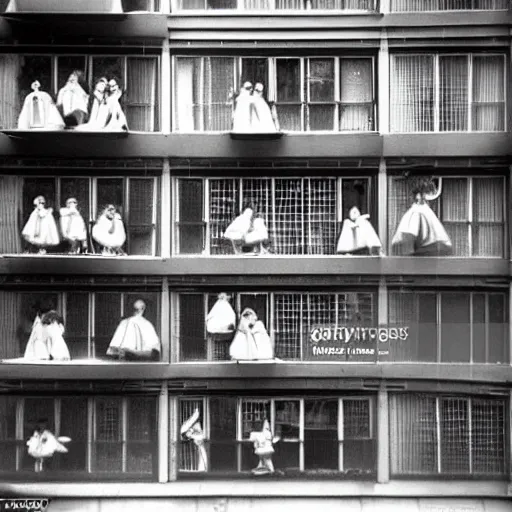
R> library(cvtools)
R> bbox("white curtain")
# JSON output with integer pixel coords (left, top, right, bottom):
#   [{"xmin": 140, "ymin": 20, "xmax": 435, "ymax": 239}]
[
  {"xmin": 441, "ymin": 178, "xmax": 469, "ymax": 256},
  {"xmin": 177, "ymin": 0, "xmax": 205, "ymax": 8},
  {"xmin": 472, "ymin": 55, "xmax": 504, "ymax": 132},
  {"xmin": 276, "ymin": 0, "xmax": 303, "ymax": 8},
  {"xmin": 439, "ymin": 56, "xmax": 468, "ymax": 132},
  {"xmin": 391, "ymin": 0, "xmax": 507, "ymax": 10},
  {"xmin": 472, "ymin": 177, "xmax": 504, "ymax": 257},
  {"xmin": 339, "ymin": 58, "xmax": 373, "ymax": 131},
  {"xmin": 174, "ymin": 58, "xmax": 196, "ymax": 132},
  {"xmin": 0, "ymin": 55, "xmax": 21, "ymax": 130},
  {"xmin": 0, "ymin": 291, "xmax": 22, "ymax": 359},
  {"xmin": 126, "ymin": 57, "xmax": 157, "ymax": 131},
  {"xmin": 390, "ymin": 55, "xmax": 434, "ymax": 132},
  {"xmin": 244, "ymin": 0, "xmax": 271, "ymax": 8},
  {"xmin": 0, "ymin": 176, "xmax": 22, "ymax": 254}
]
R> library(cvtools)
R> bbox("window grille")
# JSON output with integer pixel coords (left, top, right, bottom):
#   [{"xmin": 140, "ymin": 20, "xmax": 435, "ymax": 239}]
[
  {"xmin": 391, "ymin": 0, "xmax": 508, "ymax": 11},
  {"xmin": 390, "ymin": 394, "xmax": 507, "ymax": 476},
  {"xmin": 176, "ymin": 176, "xmax": 372, "ymax": 256},
  {"xmin": 177, "ymin": 290, "xmax": 376, "ymax": 361},
  {"xmin": 390, "ymin": 53, "xmax": 506, "ymax": 133},
  {"xmin": 179, "ymin": 398, "xmax": 206, "ymax": 472},
  {"xmin": 0, "ymin": 395, "xmax": 157, "ymax": 478}
]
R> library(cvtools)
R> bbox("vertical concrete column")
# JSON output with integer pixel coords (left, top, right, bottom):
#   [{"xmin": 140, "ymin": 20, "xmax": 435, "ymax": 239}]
[
  {"xmin": 378, "ymin": 158, "xmax": 387, "ymax": 255},
  {"xmin": 158, "ymin": 382, "xmax": 169, "ymax": 482},
  {"xmin": 161, "ymin": 160, "xmax": 171, "ymax": 258},
  {"xmin": 161, "ymin": 38, "xmax": 171, "ymax": 133},
  {"xmin": 169, "ymin": 395, "xmax": 179, "ymax": 481},
  {"xmin": 377, "ymin": 386, "xmax": 390, "ymax": 483},
  {"xmin": 161, "ymin": 277, "xmax": 170, "ymax": 363},
  {"xmin": 378, "ymin": 30, "xmax": 390, "ymax": 135}
]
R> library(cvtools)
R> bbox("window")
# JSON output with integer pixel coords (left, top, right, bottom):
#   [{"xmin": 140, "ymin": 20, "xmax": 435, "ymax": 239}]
[
  {"xmin": 174, "ymin": 176, "xmax": 373, "ymax": 255},
  {"xmin": 0, "ymin": 395, "xmax": 157, "ymax": 479},
  {"xmin": 176, "ymin": 290, "xmax": 376, "ymax": 361},
  {"xmin": 390, "ymin": 394, "xmax": 507, "ymax": 477},
  {"xmin": 0, "ymin": 290, "xmax": 160, "ymax": 361},
  {"xmin": 0, "ymin": 175, "xmax": 158, "ymax": 256},
  {"xmin": 0, "ymin": 54, "xmax": 159, "ymax": 131},
  {"xmin": 178, "ymin": 396, "xmax": 376, "ymax": 475},
  {"xmin": 388, "ymin": 175, "xmax": 506, "ymax": 257},
  {"xmin": 390, "ymin": 54, "xmax": 506, "ymax": 132},
  {"xmin": 122, "ymin": 0, "xmax": 160, "ymax": 11},
  {"xmin": 388, "ymin": 290, "xmax": 508, "ymax": 363},
  {"xmin": 173, "ymin": 57, "xmax": 375, "ymax": 132},
  {"xmin": 391, "ymin": 0, "xmax": 508, "ymax": 12},
  {"xmin": 174, "ymin": 0, "xmax": 377, "ymax": 11}
]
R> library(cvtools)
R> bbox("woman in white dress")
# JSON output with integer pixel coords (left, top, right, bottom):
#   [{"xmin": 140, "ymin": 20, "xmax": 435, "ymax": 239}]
[
  {"xmin": 76, "ymin": 77, "xmax": 111, "ymax": 131},
  {"xmin": 24, "ymin": 310, "xmax": 70, "ymax": 361},
  {"xmin": 251, "ymin": 82, "xmax": 278, "ymax": 133},
  {"xmin": 249, "ymin": 419, "xmax": 280, "ymax": 475},
  {"xmin": 107, "ymin": 299, "xmax": 161, "ymax": 360},
  {"xmin": 27, "ymin": 420, "xmax": 71, "ymax": 473},
  {"xmin": 244, "ymin": 212, "xmax": 270, "ymax": 255},
  {"xmin": 56, "ymin": 70, "xmax": 89, "ymax": 128},
  {"xmin": 104, "ymin": 78, "xmax": 128, "ymax": 132},
  {"xmin": 391, "ymin": 179, "xmax": 452, "ymax": 256},
  {"xmin": 336, "ymin": 206, "xmax": 382, "ymax": 255},
  {"xmin": 92, "ymin": 204, "xmax": 126, "ymax": 255},
  {"xmin": 22, "ymin": 195, "xmax": 60, "ymax": 254},
  {"xmin": 231, "ymin": 82, "xmax": 254, "ymax": 133},
  {"xmin": 59, "ymin": 197, "xmax": 88, "ymax": 254},
  {"xmin": 229, "ymin": 307, "xmax": 273, "ymax": 361},
  {"xmin": 223, "ymin": 204, "xmax": 254, "ymax": 254},
  {"xmin": 180, "ymin": 408, "xmax": 208, "ymax": 472},
  {"xmin": 18, "ymin": 80, "xmax": 65, "ymax": 130}
]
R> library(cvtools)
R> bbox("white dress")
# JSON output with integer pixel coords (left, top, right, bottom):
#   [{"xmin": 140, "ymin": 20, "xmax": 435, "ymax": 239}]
[
  {"xmin": 244, "ymin": 217, "xmax": 269, "ymax": 246},
  {"xmin": 56, "ymin": 82, "xmax": 89, "ymax": 123},
  {"xmin": 92, "ymin": 213, "xmax": 126, "ymax": 250},
  {"xmin": 336, "ymin": 214, "xmax": 382, "ymax": 254},
  {"xmin": 59, "ymin": 208, "xmax": 87, "ymax": 243},
  {"xmin": 232, "ymin": 89, "xmax": 254, "ymax": 133},
  {"xmin": 22, "ymin": 208, "xmax": 60, "ymax": 247},
  {"xmin": 224, "ymin": 208, "xmax": 253, "ymax": 243},
  {"xmin": 105, "ymin": 91, "xmax": 128, "ymax": 131},
  {"xmin": 229, "ymin": 311, "xmax": 273, "ymax": 361},
  {"xmin": 206, "ymin": 296, "xmax": 236, "ymax": 335},
  {"xmin": 27, "ymin": 430, "xmax": 69, "ymax": 460},
  {"xmin": 251, "ymin": 91, "xmax": 277, "ymax": 133},
  {"xmin": 76, "ymin": 92, "xmax": 111, "ymax": 131},
  {"xmin": 17, "ymin": 91, "xmax": 65, "ymax": 130},
  {"xmin": 107, "ymin": 314, "xmax": 161, "ymax": 356},
  {"xmin": 24, "ymin": 318, "xmax": 71, "ymax": 361},
  {"xmin": 391, "ymin": 202, "xmax": 453, "ymax": 256}
]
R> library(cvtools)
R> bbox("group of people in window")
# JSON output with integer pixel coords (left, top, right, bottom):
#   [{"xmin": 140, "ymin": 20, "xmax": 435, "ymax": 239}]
[
  {"xmin": 22, "ymin": 195, "xmax": 126, "ymax": 255},
  {"xmin": 223, "ymin": 176, "xmax": 452, "ymax": 257},
  {"xmin": 18, "ymin": 71, "xmax": 128, "ymax": 132},
  {"xmin": 20, "ymin": 298, "xmax": 160, "ymax": 362}
]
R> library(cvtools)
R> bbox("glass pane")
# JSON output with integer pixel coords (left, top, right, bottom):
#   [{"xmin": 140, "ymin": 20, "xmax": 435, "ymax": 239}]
[
  {"xmin": 439, "ymin": 56, "xmax": 468, "ymax": 132},
  {"xmin": 128, "ymin": 178, "xmax": 154, "ymax": 255},
  {"xmin": 304, "ymin": 399, "xmax": 338, "ymax": 470},
  {"xmin": 123, "ymin": 292, "xmax": 159, "ymax": 331},
  {"xmin": 94, "ymin": 292, "xmax": 122, "ymax": 358},
  {"xmin": 60, "ymin": 177, "xmax": 90, "ymax": 228},
  {"xmin": 59, "ymin": 397, "xmax": 87, "ymax": 471},
  {"xmin": 96, "ymin": 178, "xmax": 124, "ymax": 217},
  {"xmin": 179, "ymin": 294, "xmax": 206, "ymax": 361},
  {"xmin": 441, "ymin": 178, "xmax": 469, "ymax": 257},
  {"xmin": 440, "ymin": 293, "xmax": 470, "ymax": 363},
  {"xmin": 0, "ymin": 397, "xmax": 18, "ymax": 471},
  {"xmin": 122, "ymin": 0, "xmax": 159, "ymax": 11},
  {"xmin": 241, "ymin": 399, "xmax": 271, "ymax": 439},
  {"xmin": 65, "ymin": 292, "xmax": 89, "ymax": 359},
  {"xmin": 91, "ymin": 57, "xmax": 124, "ymax": 90},
  {"xmin": 275, "ymin": 401, "xmax": 300, "ymax": 439},
  {"xmin": 309, "ymin": 104, "xmax": 334, "ymax": 131},
  {"xmin": 309, "ymin": 59, "xmax": 334, "ymax": 102},
  {"xmin": 209, "ymin": 397, "xmax": 237, "ymax": 472},
  {"xmin": 126, "ymin": 57, "xmax": 158, "ymax": 131},
  {"xmin": 275, "ymin": 104, "xmax": 301, "ymax": 131},
  {"xmin": 241, "ymin": 58, "xmax": 268, "ymax": 95},
  {"xmin": 390, "ymin": 55, "xmax": 434, "ymax": 132},
  {"xmin": 57, "ymin": 56, "xmax": 88, "ymax": 96},
  {"xmin": 204, "ymin": 57, "xmax": 234, "ymax": 131},
  {"xmin": 209, "ymin": 178, "xmax": 238, "ymax": 255},
  {"xmin": 488, "ymin": 293, "xmax": 507, "ymax": 364},
  {"xmin": 276, "ymin": 59, "xmax": 300, "ymax": 102},
  {"xmin": 418, "ymin": 294, "xmax": 437, "ymax": 362}
]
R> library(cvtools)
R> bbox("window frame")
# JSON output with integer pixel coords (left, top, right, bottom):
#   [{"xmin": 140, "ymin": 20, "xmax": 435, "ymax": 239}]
[
  {"xmin": 175, "ymin": 289, "xmax": 377, "ymax": 362},
  {"xmin": 178, "ymin": 395, "xmax": 376, "ymax": 474},
  {"xmin": 172, "ymin": 55, "xmax": 376, "ymax": 133},
  {"xmin": 20, "ymin": 175, "xmax": 159, "ymax": 257},
  {"xmin": 173, "ymin": 175, "xmax": 374, "ymax": 256},
  {"xmin": 0, "ymin": 395, "xmax": 158, "ymax": 479},
  {"xmin": 388, "ymin": 174, "xmax": 507, "ymax": 258},
  {"xmin": 389, "ymin": 52, "xmax": 507, "ymax": 133},
  {"xmin": 387, "ymin": 289, "xmax": 508, "ymax": 364}
]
